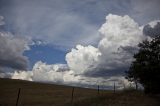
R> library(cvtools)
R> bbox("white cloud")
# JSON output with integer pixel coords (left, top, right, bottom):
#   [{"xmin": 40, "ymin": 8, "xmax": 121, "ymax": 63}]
[
  {"xmin": 11, "ymin": 61, "xmax": 85, "ymax": 84},
  {"xmin": 66, "ymin": 45, "xmax": 101, "ymax": 74},
  {"xmin": 11, "ymin": 61, "xmax": 132, "ymax": 89},
  {"xmin": 32, "ymin": 61, "xmax": 69, "ymax": 82},
  {"xmin": 66, "ymin": 14, "xmax": 147, "ymax": 76},
  {"xmin": 97, "ymin": 14, "xmax": 146, "ymax": 71},
  {"xmin": 12, "ymin": 71, "xmax": 33, "ymax": 81}
]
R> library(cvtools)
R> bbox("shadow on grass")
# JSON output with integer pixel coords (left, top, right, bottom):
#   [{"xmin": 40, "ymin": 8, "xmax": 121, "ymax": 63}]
[{"xmin": 64, "ymin": 90, "xmax": 160, "ymax": 106}]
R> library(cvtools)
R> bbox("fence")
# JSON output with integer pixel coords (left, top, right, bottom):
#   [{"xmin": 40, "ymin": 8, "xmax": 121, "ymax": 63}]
[{"xmin": 14, "ymin": 83, "xmax": 119, "ymax": 106}]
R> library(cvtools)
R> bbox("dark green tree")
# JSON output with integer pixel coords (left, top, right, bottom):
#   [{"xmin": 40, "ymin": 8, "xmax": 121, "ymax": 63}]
[{"xmin": 126, "ymin": 36, "xmax": 160, "ymax": 94}]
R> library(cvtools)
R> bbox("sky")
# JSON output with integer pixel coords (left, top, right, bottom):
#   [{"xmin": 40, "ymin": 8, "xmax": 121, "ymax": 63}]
[{"xmin": 0, "ymin": 0, "xmax": 160, "ymax": 89}]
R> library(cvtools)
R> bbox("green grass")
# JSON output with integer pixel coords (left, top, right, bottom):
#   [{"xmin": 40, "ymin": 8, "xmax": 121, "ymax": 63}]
[{"xmin": 0, "ymin": 78, "xmax": 159, "ymax": 106}]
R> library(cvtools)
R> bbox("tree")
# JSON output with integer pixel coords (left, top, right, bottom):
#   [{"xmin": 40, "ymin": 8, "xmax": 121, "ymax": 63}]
[{"xmin": 126, "ymin": 36, "xmax": 160, "ymax": 94}]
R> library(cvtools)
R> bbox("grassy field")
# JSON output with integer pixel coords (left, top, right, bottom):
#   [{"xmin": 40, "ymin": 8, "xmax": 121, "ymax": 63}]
[{"xmin": 0, "ymin": 78, "xmax": 159, "ymax": 106}]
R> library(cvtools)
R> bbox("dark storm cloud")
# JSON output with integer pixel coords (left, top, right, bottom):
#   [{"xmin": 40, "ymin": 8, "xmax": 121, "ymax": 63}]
[
  {"xmin": 119, "ymin": 46, "xmax": 139, "ymax": 55},
  {"xmin": 0, "ymin": 57, "xmax": 28, "ymax": 70},
  {"xmin": 0, "ymin": 33, "xmax": 29, "ymax": 70},
  {"xmin": 0, "ymin": 67, "xmax": 12, "ymax": 78},
  {"xmin": 143, "ymin": 22, "xmax": 160, "ymax": 37},
  {"xmin": 0, "ymin": 14, "xmax": 30, "ymax": 71},
  {"xmin": 84, "ymin": 67, "xmax": 125, "ymax": 78}
]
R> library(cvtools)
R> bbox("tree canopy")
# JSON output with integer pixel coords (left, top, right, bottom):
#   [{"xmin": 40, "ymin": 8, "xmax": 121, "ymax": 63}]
[{"xmin": 126, "ymin": 36, "xmax": 160, "ymax": 94}]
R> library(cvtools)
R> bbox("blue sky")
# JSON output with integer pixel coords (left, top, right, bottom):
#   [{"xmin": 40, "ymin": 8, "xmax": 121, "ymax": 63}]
[
  {"xmin": 0, "ymin": 0, "xmax": 160, "ymax": 88},
  {"xmin": 24, "ymin": 44, "xmax": 67, "ymax": 69}
]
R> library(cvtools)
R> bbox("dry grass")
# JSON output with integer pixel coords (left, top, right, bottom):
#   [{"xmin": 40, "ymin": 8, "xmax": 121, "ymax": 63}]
[
  {"xmin": 71, "ymin": 91, "xmax": 160, "ymax": 106},
  {"xmin": 0, "ymin": 78, "xmax": 159, "ymax": 106}
]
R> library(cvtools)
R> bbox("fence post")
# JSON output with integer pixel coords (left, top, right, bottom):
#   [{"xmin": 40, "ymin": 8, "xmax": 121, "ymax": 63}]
[
  {"xmin": 16, "ymin": 88, "xmax": 21, "ymax": 106},
  {"xmin": 71, "ymin": 87, "xmax": 74, "ymax": 104},
  {"xmin": 98, "ymin": 85, "xmax": 100, "ymax": 95},
  {"xmin": 135, "ymin": 81, "xmax": 138, "ymax": 90},
  {"xmin": 114, "ymin": 82, "xmax": 115, "ymax": 93}
]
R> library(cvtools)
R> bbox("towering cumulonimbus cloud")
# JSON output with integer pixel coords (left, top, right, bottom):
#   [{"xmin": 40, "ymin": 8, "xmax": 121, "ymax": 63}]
[
  {"xmin": 96, "ymin": 14, "xmax": 147, "ymax": 75},
  {"xmin": 66, "ymin": 14, "xmax": 147, "ymax": 77}
]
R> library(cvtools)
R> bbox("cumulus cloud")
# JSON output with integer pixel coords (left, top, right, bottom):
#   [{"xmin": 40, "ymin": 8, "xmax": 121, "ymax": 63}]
[
  {"xmin": 66, "ymin": 45, "xmax": 101, "ymax": 74},
  {"xmin": 96, "ymin": 14, "xmax": 146, "ymax": 75},
  {"xmin": 32, "ymin": 61, "xmax": 69, "ymax": 82},
  {"xmin": 11, "ymin": 61, "xmax": 84, "ymax": 84},
  {"xmin": 12, "ymin": 71, "xmax": 33, "ymax": 81},
  {"xmin": 66, "ymin": 14, "xmax": 147, "ymax": 77},
  {"xmin": 0, "ymin": 16, "xmax": 30, "ymax": 71},
  {"xmin": 11, "ymin": 61, "xmax": 131, "ymax": 89},
  {"xmin": 143, "ymin": 20, "xmax": 160, "ymax": 37}
]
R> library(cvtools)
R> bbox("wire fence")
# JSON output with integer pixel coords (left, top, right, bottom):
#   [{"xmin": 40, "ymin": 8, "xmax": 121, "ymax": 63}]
[{"xmin": 0, "ymin": 81, "xmax": 139, "ymax": 106}]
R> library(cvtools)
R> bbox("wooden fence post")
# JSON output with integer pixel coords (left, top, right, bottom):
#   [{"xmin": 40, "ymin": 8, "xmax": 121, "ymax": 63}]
[
  {"xmin": 16, "ymin": 88, "xmax": 21, "ymax": 106},
  {"xmin": 98, "ymin": 85, "xmax": 100, "ymax": 95},
  {"xmin": 71, "ymin": 87, "xmax": 75, "ymax": 104},
  {"xmin": 114, "ymin": 82, "xmax": 115, "ymax": 93}
]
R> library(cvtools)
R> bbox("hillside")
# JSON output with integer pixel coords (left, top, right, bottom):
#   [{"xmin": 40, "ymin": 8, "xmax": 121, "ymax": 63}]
[{"xmin": 0, "ymin": 78, "xmax": 159, "ymax": 106}]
